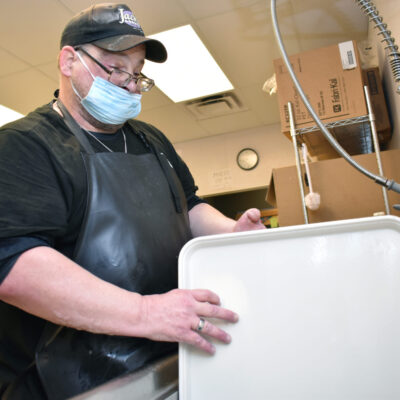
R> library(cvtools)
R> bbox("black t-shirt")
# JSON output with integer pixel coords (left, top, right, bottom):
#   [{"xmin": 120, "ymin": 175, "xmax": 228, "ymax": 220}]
[
  {"xmin": 0, "ymin": 102, "xmax": 204, "ymax": 389},
  {"xmin": 0, "ymin": 101, "xmax": 203, "ymax": 282}
]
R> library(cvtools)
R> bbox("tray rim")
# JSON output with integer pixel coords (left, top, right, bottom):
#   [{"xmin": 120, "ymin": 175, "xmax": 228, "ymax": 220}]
[{"xmin": 179, "ymin": 215, "xmax": 400, "ymax": 280}]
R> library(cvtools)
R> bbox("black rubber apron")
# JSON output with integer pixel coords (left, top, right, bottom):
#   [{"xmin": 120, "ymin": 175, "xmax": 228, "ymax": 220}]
[{"xmin": 34, "ymin": 104, "xmax": 192, "ymax": 399}]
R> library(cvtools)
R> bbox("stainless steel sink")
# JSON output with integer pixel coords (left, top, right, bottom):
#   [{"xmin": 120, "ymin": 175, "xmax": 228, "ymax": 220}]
[{"xmin": 70, "ymin": 354, "xmax": 178, "ymax": 400}]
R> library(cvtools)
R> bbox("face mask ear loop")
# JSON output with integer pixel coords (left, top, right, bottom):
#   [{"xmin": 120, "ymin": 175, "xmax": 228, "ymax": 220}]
[
  {"xmin": 70, "ymin": 79, "xmax": 83, "ymax": 101},
  {"xmin": 71, "ymin": 50, "xmax": 96, "ymax": 101},
  {"xmin": 75, "ymin": 51, "xmax": 96, "ymax": 80}
]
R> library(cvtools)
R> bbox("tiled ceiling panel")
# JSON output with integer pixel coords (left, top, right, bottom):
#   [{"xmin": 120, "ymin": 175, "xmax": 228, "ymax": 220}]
[
  {"xmin": 0, "ymin": 0, "xmax": 72, "ymax": 66},
  {"xmin": 0, "ymin": 49, "xmax": 30, "ymax": 78},
  {"xmin": 290, "ymin": 0, "xmax": 369, "ymax": 50},
  {"xmin": 236, "ymin": 85, "xmax": 281, "ymax": 127},
  {"xmin": 141, "ymin": 87, "xmax": 174, "ymax": 111},
  {"xmin": 179, "ymin": 0, "xmax": 263, "ymax": 20},
  {"xmin": 61, "ymin": 0, "xmax": 192, "ymax": 34},
  {"xmin": 195, "ymin": 2, "xmax": 286, "ymax": 89},
  {"xmin": 0, "ymin": 69, "xmax": 58, "ymax": 114}
]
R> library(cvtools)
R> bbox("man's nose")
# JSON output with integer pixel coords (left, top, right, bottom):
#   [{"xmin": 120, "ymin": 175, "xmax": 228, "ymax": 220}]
[{"xmin": 125, "ymin": 79, "xmax": 141, "ymax": 94}]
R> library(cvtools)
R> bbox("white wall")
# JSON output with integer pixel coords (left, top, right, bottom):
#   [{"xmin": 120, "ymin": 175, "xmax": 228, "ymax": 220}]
[
  {"xmin": 368, "ymin": 0, "xmax": 400, "ymax": 149},
  {"xmin": 174, "ymin": 123, "xmax": 294, "ymax": 197}
]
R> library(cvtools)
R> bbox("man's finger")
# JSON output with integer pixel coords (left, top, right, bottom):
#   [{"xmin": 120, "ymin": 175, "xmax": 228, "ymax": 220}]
[
  {"xmin": 196, "ymin": 302, "xmax": 239, "ymax": 323},
  {"xmin": 193, "ymin": 318, "xmax": 232, "ymax": 344},
  {"xmin": 191, "ymin": 289, "xmax": 221, "ymax": 305},
  {"xmin": 246, "ymin": 208, "xmax": 261, "ymax": 222},
  {"xmin": 183, "ymin": 330, "xmax": 216, "ymax": 354}
]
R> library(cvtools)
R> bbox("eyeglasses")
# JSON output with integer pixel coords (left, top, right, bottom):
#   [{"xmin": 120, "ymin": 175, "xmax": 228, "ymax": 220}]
[{"xmin": 74, "ymin": 46, "xmax": 155, "ymax": 92}]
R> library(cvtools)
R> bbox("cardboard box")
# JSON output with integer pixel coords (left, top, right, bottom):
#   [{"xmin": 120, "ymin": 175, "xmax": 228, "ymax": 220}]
[
  {"xmin": 266, "ymin": 149, "xmax": 400, "ymax": 227},
  {"xmin": 274, "ymin": 42, "xmax": 391, "ymax": 159},
  {"xmin": 274, "ymin": 41, "xmax": 366, "ymax": 132}
]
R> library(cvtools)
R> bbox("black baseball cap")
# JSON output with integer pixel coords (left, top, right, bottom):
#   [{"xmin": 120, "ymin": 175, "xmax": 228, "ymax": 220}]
[{"xmin": 60, "ymin": 3, "xmax": 167, "ymax": 63}]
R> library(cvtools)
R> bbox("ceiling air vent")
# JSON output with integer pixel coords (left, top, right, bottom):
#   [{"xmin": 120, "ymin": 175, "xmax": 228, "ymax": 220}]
[{"xmin": 185, "ymin": 92, "xmax": 246, "ymax": 120}]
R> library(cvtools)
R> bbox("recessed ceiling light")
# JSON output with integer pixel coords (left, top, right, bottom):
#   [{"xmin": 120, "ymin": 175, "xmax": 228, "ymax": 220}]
[{"xmin": 143, "ymin": 25, "xmax": 234, "ymax": 103}]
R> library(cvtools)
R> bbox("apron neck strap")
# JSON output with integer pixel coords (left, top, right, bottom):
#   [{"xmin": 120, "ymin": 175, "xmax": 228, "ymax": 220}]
[
  {"xmin": 56, "ymin": 100, "xmax": 95, "ymax": 155},
  {"xmin": 136, "ymin": 130, "xmax": 183, "ymax": 214}
]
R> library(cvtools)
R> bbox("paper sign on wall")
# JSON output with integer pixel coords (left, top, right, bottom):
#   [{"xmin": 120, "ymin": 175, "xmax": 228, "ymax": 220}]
[{"xmin": 210, "ymin": 168, "xmax": 233, "ymax": 190}]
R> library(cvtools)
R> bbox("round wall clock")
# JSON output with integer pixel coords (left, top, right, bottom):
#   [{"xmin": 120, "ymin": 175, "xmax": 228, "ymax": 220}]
[{"xmin": 236, "ymin": 148, "xmax": 259, "ymax": 171}]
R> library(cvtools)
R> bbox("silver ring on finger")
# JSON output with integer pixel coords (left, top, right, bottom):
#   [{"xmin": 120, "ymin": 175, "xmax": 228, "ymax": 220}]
[{"xmin": 196, "ymin": 317, "xmax": 206, "ymax": 332}]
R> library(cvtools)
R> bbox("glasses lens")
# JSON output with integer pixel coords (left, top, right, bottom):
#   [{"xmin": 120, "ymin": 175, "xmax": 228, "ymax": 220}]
[
  {"xmin": 109, "ymin": 69, "xmax": 132, "ymax": 87},
  {"xmin": 109, "ymin": 70, "xmax": 154, "ymax": 92},
  {"xmin": 138, "ymin": 77, "xmax": 154, "ymax": 92}
]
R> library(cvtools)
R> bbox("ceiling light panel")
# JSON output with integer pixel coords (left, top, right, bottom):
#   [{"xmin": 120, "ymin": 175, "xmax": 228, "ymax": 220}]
[
  {"xmin": 0, "ymin": 105, "xmax": 24, "ymax": 127},
  {"xmin": 143, "ymin": 25, "xmax": 234, "ymax": 102}
]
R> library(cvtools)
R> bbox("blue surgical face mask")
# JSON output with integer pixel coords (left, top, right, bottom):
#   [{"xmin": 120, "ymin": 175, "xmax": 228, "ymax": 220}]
[{"xmin": 71, "ymin": 52, "xmax": 142, "ymax": 125}]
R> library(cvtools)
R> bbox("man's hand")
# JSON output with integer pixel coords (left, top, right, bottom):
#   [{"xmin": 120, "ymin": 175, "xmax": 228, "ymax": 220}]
[
  {"xmin": 233, "ymin": 208, "xmax": 265, "ymax": 232},
  {"xmin": 140, "ymin": 289, "xmax": 238, "ymax": 354}
]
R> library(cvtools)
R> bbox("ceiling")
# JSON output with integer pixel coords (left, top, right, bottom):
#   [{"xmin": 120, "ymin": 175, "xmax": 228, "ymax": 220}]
[{"xmin": 0, "ymin": 0, "xmax": 368, "ymax": 144}]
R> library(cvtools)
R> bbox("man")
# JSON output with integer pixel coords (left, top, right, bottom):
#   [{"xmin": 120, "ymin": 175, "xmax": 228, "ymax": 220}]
[{"xmin": 0, "ymin": 3, "xmax": 265, "ymax": 398}]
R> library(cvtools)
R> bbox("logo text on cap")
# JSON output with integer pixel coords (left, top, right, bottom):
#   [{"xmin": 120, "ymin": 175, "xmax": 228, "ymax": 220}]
[{"xmin": 118, "ymin": 8, "xmax": 141, "ymax": 29}]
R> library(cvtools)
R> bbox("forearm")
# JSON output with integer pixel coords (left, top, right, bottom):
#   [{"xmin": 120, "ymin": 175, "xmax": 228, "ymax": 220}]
[
  {"xmin": 189, "ymin": 203, "xmax": 236, "ymax": 237},
  {"xmin": 0, "ymin": 246, "xmax": 145, "ymax": 337},
  {"xmin": 189, "ymin": 203, "xmax": 266, "ymax": 237}
]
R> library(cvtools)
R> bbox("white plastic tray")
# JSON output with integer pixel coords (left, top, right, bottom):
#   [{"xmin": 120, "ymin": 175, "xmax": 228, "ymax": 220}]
[{"xmin": 178, "ymin": 216, "xmax": 400, "ymax": 400}]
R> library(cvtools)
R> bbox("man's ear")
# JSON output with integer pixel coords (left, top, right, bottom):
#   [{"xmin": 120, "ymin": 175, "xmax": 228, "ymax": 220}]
[{"xmin": 59, "ymin": 46, "xmax": 77, "ymax": 77}]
